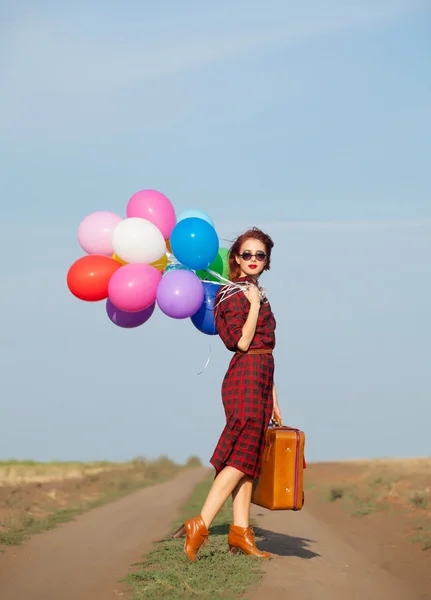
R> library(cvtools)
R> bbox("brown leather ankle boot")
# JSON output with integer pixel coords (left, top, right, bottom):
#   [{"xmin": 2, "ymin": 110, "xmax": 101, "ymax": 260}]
[
  {"xmin": 173, "ymin": 515, "xmax": 208, "ymax": 561},
  {"xmin": 228, "ymin": 525, "xmax": 270, "ymax": 558}
]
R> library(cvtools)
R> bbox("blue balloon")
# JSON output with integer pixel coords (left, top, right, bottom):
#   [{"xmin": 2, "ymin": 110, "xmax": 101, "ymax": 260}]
[
  {"xmin": 177, "ymin": 209, "xmax": 215, "ymax": 228},
  {"xmin": 170, "ymin": 217, "xmax": 219, "ymax": 271},
  {"xmin": 191, "ymin": 282, "xmax": 219, "ymax": 335}
]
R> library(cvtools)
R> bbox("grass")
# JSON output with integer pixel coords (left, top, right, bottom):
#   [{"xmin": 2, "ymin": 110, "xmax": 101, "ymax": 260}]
[
  {"xmin": 411, "ymin": 526, "xmax": 431, "ymax": 551},
  {"xmin": 335, "ymin": 486, "xmax": 390, "ymax": 517},
  {"xmin": 329, "ymin": 487, "xmax": 345, "ymax": 502},
  {"xmin": 0, "ymin": 460, "xmax": 118, "ymax": 467},
  {"xmin": 320, "ymin": 480, "xmax": 390, "ymax": 516},
  {"xmin": 125, "ymin": 478, "xmax": 264, "ymax": 600},
  {"xmin": 0, "ymin": 481, "xmax": 142, "ymax": 546},
  {"xmin": 0, "ymin": 457, "xmax": 191, "ymax": 548},
  {"xmin": 0, "ymin": 460, "xmax": 133, "ymax": 486},
  {"xmin": 410, "ymin": 494, "xmax": 428, "ymax": 509},
  {"xmin": 304, "ymin": 481, "xmax": 316, "ymax": 490},
  {"xmin": 350, "ymin": 498, "xmax": 390, "ymax": 517}
]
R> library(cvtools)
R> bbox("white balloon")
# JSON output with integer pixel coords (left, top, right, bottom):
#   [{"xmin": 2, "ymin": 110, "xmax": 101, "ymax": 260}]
[{"xmin": 112, "ymin": 218, "xmax": 166, "ymax": 264}]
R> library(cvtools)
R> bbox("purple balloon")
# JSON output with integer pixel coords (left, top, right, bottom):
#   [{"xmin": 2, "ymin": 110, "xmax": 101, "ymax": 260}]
[
  {"xmin": 156, "ymin": 270, "xmax": 204, "ymax": 319},
  {"xmin": 106, "ymin": 299, "xmax": 155, "ymax": 328}
]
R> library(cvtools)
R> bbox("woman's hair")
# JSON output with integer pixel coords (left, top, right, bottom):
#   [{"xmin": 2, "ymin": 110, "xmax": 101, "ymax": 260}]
[{"xmin": 228, "ymin": 227, "xmax": 274, "ymax": 281}]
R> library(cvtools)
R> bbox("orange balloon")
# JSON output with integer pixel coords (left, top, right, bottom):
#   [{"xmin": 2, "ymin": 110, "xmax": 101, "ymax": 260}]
[
  {"xmin": 67, "ymin": 255, "xmax": 122, "ymax": 302},
  {"xmin": 166, "ymin": 239, "xmax": 172, "ymax": 253},
  {"xmin": 150, "ymin": 253, "xmax": 168, "ymax": 271}
]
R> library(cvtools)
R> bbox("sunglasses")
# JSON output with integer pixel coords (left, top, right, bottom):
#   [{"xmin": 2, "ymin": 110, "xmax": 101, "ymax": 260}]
[{"xmin": 238, "ymin": 251, "xmax": 267, "ymax": 262}]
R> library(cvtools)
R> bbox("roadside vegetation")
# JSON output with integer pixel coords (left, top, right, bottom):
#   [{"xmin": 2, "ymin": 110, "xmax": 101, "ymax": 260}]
[
  {"xmin": 0, "ymin": 455, "xmax": 200, "ymax": 547},
  {"xmin": 125, "ymin": 477, "xmax": 264, "ymax": 600},
  {"xmin": 308, "ymin": 458, "xmax": 431, "ymax": 551}
]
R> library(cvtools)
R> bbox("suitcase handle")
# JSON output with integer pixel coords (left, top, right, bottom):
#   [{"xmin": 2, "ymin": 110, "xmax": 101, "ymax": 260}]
[{"xmin": 270, "ymin": 416, "xmax": 299, "ymax": 431}]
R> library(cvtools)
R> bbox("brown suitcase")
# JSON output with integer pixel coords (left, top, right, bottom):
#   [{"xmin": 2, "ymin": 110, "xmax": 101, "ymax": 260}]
[{"xmin": 252, "ymin": 420, "xmax": 306, "ymax": 511}]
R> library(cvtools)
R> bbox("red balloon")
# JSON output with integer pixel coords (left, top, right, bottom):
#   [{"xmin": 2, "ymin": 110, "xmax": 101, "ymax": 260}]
[{"xmin": 67, "ymin": 255, "xmax": 122, "ymax": 302}]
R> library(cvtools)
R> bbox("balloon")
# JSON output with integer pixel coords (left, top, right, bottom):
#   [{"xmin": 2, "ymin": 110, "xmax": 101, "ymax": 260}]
[
  {"xmin": 191, "ymin": 282, "xmax": 219, "ymax": 335},
  {"xmin": 126, "ymin": 190, "xmax": 176, "ymax": 240},
  {"xmin": 197, "ymin": 247, "xmax": 229, "ymax": 282},
  {"xmin": 67, "ymin": 255, "xmax": 121, "ymax": 302},
  {"xmin": 170, "ymin": 218, "xmax": 219, "ymax": 271},
  {"xmin": 106, "ymin": 299, "xmax": 155, "ymax": 328},
  {"xmin": 176, "ymin": 208, "xmax": 215, "ymax": 228},
  {"xmin": 156, "ymin": 270, "xmax": 204, "ymax": 319},
  {"xmin": 78, "ymin": 212, "xmax": 123, "ymax": 256},
  {"xmin": 150, "ymin": 253, "xmax": 168, "ymax": 271},
  {"xmin": 108, "ymin": 263, "xmax": 162, "ymax": 312},
  {"xmin": 164, "ymin": 263, "xmax": 192, "ymax": 274},
  {"xmin": 112, "ymin": 218, "xmax": 166, "ymax": 265},
  {"xmin": 166, "ymin": 239, "xmax": 172, "ymax": 253},
  {"xmin": 113, "ymin": 253, "xmax": 127, "ymax": 266},
  {"xmin": 114, "ymin": 250, "xmax": 166, "ymax": 270}
]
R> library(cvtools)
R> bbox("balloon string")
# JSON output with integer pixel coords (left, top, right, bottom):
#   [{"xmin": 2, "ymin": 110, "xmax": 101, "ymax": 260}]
[
  {"xmin": 166, "ymin": 252, "xmax": 180, "ymax": 265},
  {"xmin": 205, "ymin": 269, "xmax": 232, "ymax": 285},
  {"xmin": 197, "ymin": 344, "xmax": 212, "ymax": 375}
]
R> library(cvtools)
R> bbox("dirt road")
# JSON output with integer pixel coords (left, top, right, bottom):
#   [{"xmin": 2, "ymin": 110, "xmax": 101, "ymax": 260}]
[
  {"xmin": 0, "ymin": 468, "xmax": 208, "ymax": 600},
  {"xmin": 247, "ymin": 503, "xmax": 427, "ymax": 600},
  {"xmin": 0, "ymin": 466, "xmax": 428, "ymax": 600}
]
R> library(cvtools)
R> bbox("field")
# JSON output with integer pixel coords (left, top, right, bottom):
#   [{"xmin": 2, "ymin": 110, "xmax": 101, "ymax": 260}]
[
  {"xmin": 0, "ymin": 456, "xmax": 197, "ymax": 547},
  {"xmin": 303, "ymin": 458, "xmax": 431, "ymax": 595},
  {"xmin": 0, "ymin": 457, "xmax": 430, "ymax": 599},
  {"xmin": 306, "ymin": 458, "xmax": 431, "ymax": 545}
]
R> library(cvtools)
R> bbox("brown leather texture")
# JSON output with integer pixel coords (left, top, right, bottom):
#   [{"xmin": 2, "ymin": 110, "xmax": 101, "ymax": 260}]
[
  {"xmin": 183, "ymin": 515, "xmax": 208, "ymax": 561},
  {"xmin": 236, "ymin": 348, "xmax": 273, "ymax": 355},
  {"xmin": 228, "ymin": 525, "xmax": 270, "ymax": 558},
  {"xmin": 251, "ymin": 426, "xmax": 306, "ymax": 511}
]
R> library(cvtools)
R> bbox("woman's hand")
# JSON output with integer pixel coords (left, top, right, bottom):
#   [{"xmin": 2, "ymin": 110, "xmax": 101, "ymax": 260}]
[
  {"xmin": 243, "ymin": 284, "xmax": 261, "ymax": 305},
  {"xmin": 272, "ymin": 384, "xmax": 282, "ymax": 425},
  {"xmin": 272, "ymin": 403, "xmax": 282, "ymax": 425}
]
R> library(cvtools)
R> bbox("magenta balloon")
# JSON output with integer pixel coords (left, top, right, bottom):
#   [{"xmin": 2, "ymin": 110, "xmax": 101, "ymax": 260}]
[
  {"xmin": 108, "ymin": 264, "xmax": 161, "ymax": 312},
  {"xmin": 106, "ymin": 299, "xmax": 155, "ymax": 328},
  {"xmin": 78, "ymin": 211, "xmax": 123, "ymax": 256},
  {"xmin": 126, "ymin": 189, "xmax": 176, "ymax": 240},
  {"xmin": 156, "ymin": 270, "xmax": 204, "ymax": 319}
]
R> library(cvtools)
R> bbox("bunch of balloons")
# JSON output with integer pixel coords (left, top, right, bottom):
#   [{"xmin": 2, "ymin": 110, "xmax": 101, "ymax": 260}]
[{"xmin": 66, "ymin": 190, "xmax": 229, "ymax": 335}]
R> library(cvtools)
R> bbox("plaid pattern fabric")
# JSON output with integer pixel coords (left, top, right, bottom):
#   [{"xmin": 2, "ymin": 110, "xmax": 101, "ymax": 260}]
[{"xmin": 210, "ymin": 277, "xmax": 276, "ymax": 479}]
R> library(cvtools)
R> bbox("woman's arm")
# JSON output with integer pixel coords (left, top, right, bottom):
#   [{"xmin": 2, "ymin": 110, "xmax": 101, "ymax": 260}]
[
  {"xmin": 236, "ymin": 285, "xmax": 261, "ymax": 352},
  {"xmin": 272, "ymin": 383, "xmax": 282, "ymax": 423},
  {"xmin": 236, "ymin": 300, "xmax": 260, "ymax": 351}
]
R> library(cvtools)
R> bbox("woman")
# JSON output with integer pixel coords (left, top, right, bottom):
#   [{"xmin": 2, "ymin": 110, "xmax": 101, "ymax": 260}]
[{"xmin": 174, "ymin": 227, "xmax": 281, "ymax": 560}]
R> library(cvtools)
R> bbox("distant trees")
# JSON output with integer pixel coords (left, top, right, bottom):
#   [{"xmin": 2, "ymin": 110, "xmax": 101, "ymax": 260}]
[{"xmin": 185, "ymin": 455, "xmax": 202, "ymax": 467}]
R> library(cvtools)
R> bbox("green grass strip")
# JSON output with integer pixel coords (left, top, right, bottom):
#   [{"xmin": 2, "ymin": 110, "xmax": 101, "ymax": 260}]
[{"xmin": 125, "ymin": 478, "xmax": 265, "ymax": 600}]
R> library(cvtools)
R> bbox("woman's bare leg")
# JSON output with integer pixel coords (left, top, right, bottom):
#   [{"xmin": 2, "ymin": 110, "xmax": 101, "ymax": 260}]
[
  {"xmin": 200, "ymin": 466, "xmax": 245, "ymax": 528},
  {"xmin": 231, "ymin": 476, "xmax": 253, "ymax": 528}
]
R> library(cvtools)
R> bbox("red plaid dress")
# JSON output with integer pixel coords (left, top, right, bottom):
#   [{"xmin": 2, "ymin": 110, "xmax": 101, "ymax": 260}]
[{"xmin": 210, "ymin": 276, "xmax": 276, "ymax": 479}]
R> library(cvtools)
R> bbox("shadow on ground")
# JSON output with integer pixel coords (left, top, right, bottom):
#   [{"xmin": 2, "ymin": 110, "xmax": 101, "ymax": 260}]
[{"xmin": 210, "ymin": 524, "xmax": 320, "ymax": 559}]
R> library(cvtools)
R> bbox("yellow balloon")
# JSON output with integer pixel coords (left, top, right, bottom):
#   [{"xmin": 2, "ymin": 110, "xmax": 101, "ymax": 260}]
[
  {"xmin": 112, "ymin": 253, "xmax": 127, "ymax": 266},
  {"xmin": 150, "ymin": 253, "xmax": 168, "ymax": 271},
  {"xmin": 113, "ymin": 252, "xmax": 168, "ymax": 271}
]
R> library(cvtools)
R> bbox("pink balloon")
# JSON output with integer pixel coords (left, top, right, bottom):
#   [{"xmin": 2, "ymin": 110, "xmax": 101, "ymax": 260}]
[
  {"xmin": 126, "ymin": 190, "xmax": 176, "ymax": 240},
  {"xmin": 78, "ymin": 211, "xmax": 123, "ymax": 256},
  {"xmin": 108, "ymin": 264, "xmax": 162, "ymax": 312}
]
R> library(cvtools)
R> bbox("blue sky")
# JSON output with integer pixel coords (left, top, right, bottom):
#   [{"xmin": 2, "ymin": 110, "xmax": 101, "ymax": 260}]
[{"xmin": 1, "ymin": 1, "xmax": 430, "ymax": 464}]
